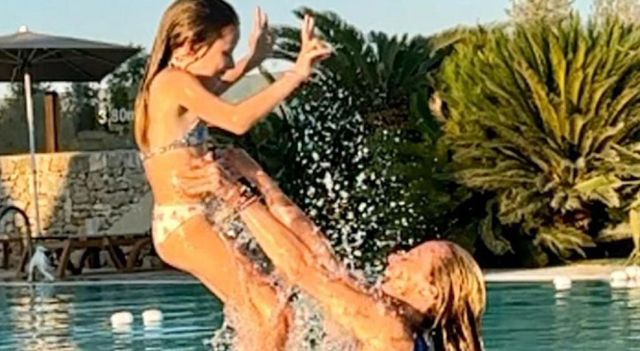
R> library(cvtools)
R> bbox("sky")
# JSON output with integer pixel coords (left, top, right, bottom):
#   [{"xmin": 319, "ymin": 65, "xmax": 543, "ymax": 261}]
[{"xmin": 0, "ymin": 0, "xmax": 595, "ymax": 97}]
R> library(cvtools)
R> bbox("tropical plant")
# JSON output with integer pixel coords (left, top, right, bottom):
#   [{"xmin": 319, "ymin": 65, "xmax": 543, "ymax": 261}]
[
  {"xmin": 61, "ymin": 82, "xmax": 101, "ymax": 132},
  {"xmin": 507, "ymin": 0, "xmax": 574, "ymax": 23},
  {"xmin": 439, "ymin": 14, "xmax": 640, "ymax": 262},
  {"xmin": 275, "ymin": 8, "xmax": 445, "ymax": 130},
  {"xmin": 0, "ymin": 82, "xmax": 50, "ymax": 115},
  {"xmin": 0, "ymin": 83, "xmax": 51, "ymax": 154},
  {"xmin": 593, "ymin": 0, "xmax": 640, "ymax": 25},
  {"xmin": 61, "ymin": 51, "xmax": 147, "ymax": 135},
  {"xmin": 101, "ymin": 51, "xmax": 148, "ymax": 137},
  {"xmin": 103, "ymin": 50, "xmax": 147, "ymax": 111},
  {"xmin": 263, "ymin": 8, "xmax": 492, "ymax": 271}
]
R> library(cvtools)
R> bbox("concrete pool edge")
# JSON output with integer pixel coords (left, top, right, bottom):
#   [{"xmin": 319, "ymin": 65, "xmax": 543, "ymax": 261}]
[
  {"xmin": 484, "ymin": 263, "xmax": 627, "ymax": 283},
  {"xmin": 0, "ymin": 263, "xmax": 629, "ymax": 286}
]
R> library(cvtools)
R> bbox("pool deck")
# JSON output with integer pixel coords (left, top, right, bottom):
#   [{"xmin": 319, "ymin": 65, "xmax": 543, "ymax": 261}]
[
  {"xmin": 484, "ymin": 263, "xmax": 626, "ymax": 283},
  {"xmin": 0, "ymin": 262, "xmax": 629, "ymax": 286}
]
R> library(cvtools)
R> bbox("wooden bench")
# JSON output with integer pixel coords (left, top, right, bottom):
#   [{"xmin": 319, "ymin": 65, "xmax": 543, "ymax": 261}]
[
  {"xmin": 1, "ymin": 206, "xmax": 154, "ymax": 280},
  {"xmin": 18, "ymin": 232, "xmax": 152, "ymax": 279}
]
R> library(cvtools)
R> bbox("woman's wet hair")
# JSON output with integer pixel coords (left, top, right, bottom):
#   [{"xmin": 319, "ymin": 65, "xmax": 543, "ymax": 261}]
[{"xmin": 410, "ymin": 241, "xmax": 486, "ymax": 351}]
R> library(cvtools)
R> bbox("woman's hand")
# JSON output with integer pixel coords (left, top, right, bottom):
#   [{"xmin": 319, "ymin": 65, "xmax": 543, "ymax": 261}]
[
  {"xmin": 218, "ymin": 148, "xmax": 264, "ymax": 181},
  {"xmin": 293, "ymin": 14, "xmax": 333, "ymax": 79},
  {"xmin": 173, "ymin": 154, "xmax": 235, "ymax": 198},
  {"xmin": 248, "ymin": 7, "xmax": 274, "ymax": 65}
]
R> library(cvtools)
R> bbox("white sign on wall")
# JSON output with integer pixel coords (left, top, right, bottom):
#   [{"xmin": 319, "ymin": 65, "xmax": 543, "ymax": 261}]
[{"xmin": 97, "ymin": 106, "xmax": 134, "ymax": 133}]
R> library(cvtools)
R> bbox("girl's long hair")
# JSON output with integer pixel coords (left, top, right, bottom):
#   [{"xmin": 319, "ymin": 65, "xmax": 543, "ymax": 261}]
[{"xmin": 134, "ymin": 0, "xmax": 238, "ymax": 152}]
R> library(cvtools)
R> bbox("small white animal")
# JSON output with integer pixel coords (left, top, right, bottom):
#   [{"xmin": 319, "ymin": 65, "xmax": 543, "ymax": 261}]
[{"xmin": 28, "ymin": 246, "xmax": 55, "ymax": 282}]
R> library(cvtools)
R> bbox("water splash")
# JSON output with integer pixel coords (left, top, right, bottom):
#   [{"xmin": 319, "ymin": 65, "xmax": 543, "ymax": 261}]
[
  {"xmin": 285, "ymin": 108, "xmax": 425, "ymax": 279},
  {"xmin": 285, "ymin": 292, "xmax": 359, "ymax": 351},
  {"xmin": 206, "ymin": 84, "xmax": 424, "ymax": 349},
  {"xmin": 208, "ymin": 292, "xmax": 360, "ymax": 351}
]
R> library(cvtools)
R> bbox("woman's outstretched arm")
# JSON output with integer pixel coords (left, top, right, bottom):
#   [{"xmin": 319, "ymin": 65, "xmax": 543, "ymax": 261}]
[
  {"xmin": 175, "ymin": 153, "xmax": 415, "ymax": 350},
  {"xmin": 177, "ymin": 149, "xmax": 341, "ymax": 272},
  {"xmin": 221, "ymin": 148, "xmax": 343, "ymax": 272},
  {"xmin": 236, "ymin": 193, "xmax": 414, "ymax": 351}
]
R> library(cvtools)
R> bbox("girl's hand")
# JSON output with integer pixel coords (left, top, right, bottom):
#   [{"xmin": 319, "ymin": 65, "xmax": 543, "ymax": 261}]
[
  {"xmin": 248, "ymin": 7, "xmax": 274, "ymax": 65},
  {"xmin": 293, "ymin": 14, "xmax": 333, "ymax": 79}
]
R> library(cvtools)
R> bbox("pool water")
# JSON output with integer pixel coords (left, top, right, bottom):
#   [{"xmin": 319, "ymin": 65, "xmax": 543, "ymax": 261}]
[
  {"xmin": 0, "ymin": 282, "xmax": 639, "ymax": 350},
  {"xmin": 486, "ymin": 282, "xmax": 640, "ymax": 351},
  {"xmin": 0, "ymin": 283, "xmax": 222, "ymax": 351}
]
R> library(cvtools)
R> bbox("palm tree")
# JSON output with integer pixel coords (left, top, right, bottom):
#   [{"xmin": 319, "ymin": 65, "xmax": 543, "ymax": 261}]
[
  {"xmin": 274, "ymin": 7, "xmax": 447, "ymax": 130},
  {"xmin": 593, "ymin": 0, "xmax": 640, "ymax": 25},
  {"xmin": 269, "ymin": 8, "xmax": 504, "ymax": 269},
  {"xmin": 507, "ymin": 0, "xmax": 574, "ymax": 23},
  {"xmin": 439, "ymin": 14, "xmax": 640, "ymax": 260}
]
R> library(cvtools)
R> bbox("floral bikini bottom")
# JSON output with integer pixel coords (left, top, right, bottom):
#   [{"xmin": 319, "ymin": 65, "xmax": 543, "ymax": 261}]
[{"xmin": 151, "ymin": 192, "xmax": 272, "ymax": 274}]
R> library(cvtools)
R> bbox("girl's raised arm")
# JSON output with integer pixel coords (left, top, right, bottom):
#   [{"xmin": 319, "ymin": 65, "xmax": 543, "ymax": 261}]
[{"xmin": 158, "ymin": 15, "xmax": 331, "ymax": 135}]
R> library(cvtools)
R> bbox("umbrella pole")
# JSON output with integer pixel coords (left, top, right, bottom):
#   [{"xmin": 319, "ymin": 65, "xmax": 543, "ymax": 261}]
[{"xmin": 23, "ymin": 70, "xmax": 42, "ymax": 242}]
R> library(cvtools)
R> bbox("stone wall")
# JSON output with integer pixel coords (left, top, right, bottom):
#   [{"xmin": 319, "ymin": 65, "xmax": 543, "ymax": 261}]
[
  {"xmin": 0, "ymin": 150, "xmax": 150, "ymax": 236},
  {"xmin": 0, "ymin": 73, "xmax": 275, "ymax": 236}
]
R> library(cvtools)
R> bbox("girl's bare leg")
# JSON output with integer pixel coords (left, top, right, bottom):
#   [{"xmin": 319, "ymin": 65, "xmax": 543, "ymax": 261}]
[{"xmin": 155, "ymin": 214, "xmax": 291, "ymax": 350}]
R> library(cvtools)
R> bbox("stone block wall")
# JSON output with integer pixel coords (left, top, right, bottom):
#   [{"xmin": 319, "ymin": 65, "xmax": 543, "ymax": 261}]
[{"xmin": 0, "ymin": 150, "xmax": 150, "ymax": 236}]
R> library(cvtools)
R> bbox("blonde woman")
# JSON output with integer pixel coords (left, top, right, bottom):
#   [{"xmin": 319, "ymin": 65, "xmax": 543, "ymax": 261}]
[{"xmin": 179, "ymin": 150, "xmax": 487, "ymax": 351}]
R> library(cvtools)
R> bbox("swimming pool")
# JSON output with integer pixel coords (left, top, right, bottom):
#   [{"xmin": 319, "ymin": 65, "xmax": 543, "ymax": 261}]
[{"xmin": 0, "ymin": 282, "xmax": 638, "ymax": 350}]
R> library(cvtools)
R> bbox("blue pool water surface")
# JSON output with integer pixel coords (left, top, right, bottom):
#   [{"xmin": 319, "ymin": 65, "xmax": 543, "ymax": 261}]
[{"xmin": 0, "ymin": 282, "xmax": 639, "ymax": 350}]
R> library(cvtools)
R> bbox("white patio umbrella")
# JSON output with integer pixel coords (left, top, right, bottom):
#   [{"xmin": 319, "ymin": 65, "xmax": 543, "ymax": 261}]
[{"xmin": 0, "ymin": 25, "xmax": 139, "ymax": 236}]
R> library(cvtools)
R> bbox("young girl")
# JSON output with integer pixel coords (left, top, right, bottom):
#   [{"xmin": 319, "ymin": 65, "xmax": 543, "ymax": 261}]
[
  {"xmin": 179, "ymin": 150, "xmax": 487, "ymax": 351},
  {"xmin": 135, "ymin": 0, "xmax": 331, "ymax": 349}
]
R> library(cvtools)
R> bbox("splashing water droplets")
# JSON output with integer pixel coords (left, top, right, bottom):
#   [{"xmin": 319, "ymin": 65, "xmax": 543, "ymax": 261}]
[{"xmin": 208, "ymin": 74, "xmax": 428, "ymax": 349}]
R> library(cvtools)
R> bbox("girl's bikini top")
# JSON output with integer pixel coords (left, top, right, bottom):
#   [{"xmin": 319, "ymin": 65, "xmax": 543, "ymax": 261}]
[{"xmin": 140, "ymin": 119, "xmax": 209, "ymax": 161}]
